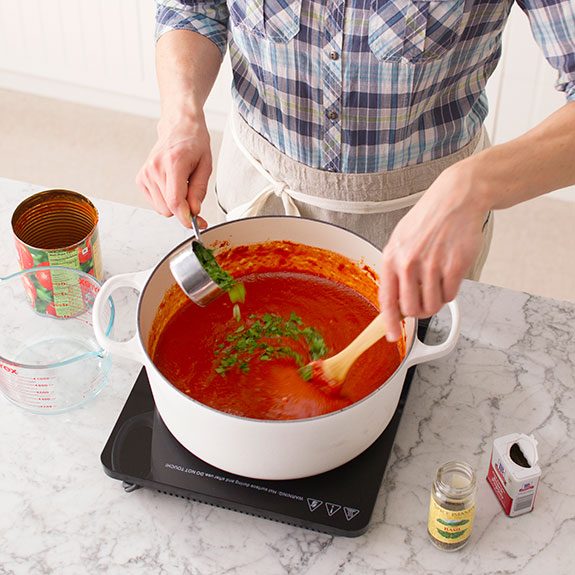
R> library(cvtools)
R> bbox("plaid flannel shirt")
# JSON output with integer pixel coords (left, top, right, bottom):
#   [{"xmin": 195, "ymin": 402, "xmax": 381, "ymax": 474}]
[{"xmin": 156, "ymin": 0, "xmax": 575, "ymax": 173}]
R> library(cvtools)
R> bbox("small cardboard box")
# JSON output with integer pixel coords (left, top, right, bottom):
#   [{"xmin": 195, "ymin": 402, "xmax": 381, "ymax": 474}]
[{"xmin": 486, "ymin": 433, "xmax": 541, "ymax": 517}]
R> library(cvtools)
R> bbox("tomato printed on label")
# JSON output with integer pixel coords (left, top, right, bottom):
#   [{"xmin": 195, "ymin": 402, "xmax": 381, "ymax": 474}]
[
  {"xmin": 79, "ymin": 276, "xmax": 97, "ymax": 304},
  {"xmin": 78, "ymin": 243, "xmax": 92, "ymax": 265},
  {"xmin": 36, "ymin": 263, "xmax": 53, "ymax": 291},
  {"xmin": 30, "ymin": 249, "xmax": 48, "ymax": 265},
  {"xmin": 45, "ymin": 302, "xmax": 57, "ymax": 316},
  {"xmin": 17, "ymin": 243, "xmax": 34, "ymax": 269},
  {"xmin": 21, "ymin": 275, "xmax": 37, "ymax": 305}
]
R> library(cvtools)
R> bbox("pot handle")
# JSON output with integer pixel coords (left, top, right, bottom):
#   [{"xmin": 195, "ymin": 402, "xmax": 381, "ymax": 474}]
[
  {"xmin": 93, "ymin": 269, "xmax": 151, "ymax": 363},
  {"xmin": 403, "ymin": 299, "xmax": 460, "ymax": 369}
]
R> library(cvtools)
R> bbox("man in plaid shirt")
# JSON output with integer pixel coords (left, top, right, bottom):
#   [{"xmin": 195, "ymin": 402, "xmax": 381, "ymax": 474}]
[{"xmin": 138, "ymin": 0, "xmax": 575, "ymax": 339}]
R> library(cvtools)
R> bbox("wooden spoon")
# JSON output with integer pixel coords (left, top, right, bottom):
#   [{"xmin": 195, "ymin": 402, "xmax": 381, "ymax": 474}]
[{"xmin": 304, "ymin": 313, "xmax": 395, "ymax": 394}]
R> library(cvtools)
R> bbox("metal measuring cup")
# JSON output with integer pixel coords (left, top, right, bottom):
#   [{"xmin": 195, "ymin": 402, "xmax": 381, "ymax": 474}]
[{"xmin": 169, "ymin": 216, "xmax": 223, "ymax": 307}]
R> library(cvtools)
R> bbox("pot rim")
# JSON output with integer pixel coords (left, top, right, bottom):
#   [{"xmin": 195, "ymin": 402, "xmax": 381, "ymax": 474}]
[{"xmin": 137, "ymin": 215, "xmax": 419, "ymax": 424}]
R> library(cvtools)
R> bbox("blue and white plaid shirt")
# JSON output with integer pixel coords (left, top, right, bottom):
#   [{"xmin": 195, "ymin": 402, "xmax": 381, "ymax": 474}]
[{"xmin": 156, "ymin": 0, "xmax": 575, "ymax": 173}]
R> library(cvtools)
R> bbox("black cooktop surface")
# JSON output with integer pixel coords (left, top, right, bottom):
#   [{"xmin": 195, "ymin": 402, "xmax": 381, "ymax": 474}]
[{"xmin": 101, "ymin": 320, "xmax": 429, "ymax": 537}]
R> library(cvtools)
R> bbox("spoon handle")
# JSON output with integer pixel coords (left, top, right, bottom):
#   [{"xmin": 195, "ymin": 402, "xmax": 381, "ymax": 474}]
[
  {"xmin": 191, "ymin": 215, "xmax": 203, "ymax": 243},
  {"xmin": 335, "ymin": 313, "xmax": 388, "ymax": 363},
  {"xmin": 323, "ymin": 313, "xmax": 389, "ymax": 383}
]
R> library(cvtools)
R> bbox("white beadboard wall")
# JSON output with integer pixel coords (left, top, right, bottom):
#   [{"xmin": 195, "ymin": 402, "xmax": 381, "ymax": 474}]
[
  {"xmin": 0, "ymin": 0, "xmax": 232, "ymax": 130},
  {"xmin": 0, "ymin": 1, "xmax": 572, "ymax": 199}
]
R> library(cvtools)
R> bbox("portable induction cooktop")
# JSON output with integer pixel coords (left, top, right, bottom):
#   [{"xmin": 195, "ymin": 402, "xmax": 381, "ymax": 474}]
[{"xmin": 101, "ymin": 320, "xmax": 429, "ymax": 537}]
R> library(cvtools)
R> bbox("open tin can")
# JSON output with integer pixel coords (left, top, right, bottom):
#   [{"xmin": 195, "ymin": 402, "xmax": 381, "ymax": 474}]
[{"xmin": 11, "ymin": 189, "xmax": 103, "ymax": 318}]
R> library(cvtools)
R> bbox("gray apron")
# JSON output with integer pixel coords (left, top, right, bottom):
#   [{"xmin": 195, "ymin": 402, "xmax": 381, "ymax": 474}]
[{"xmin": 215, "ymin": 108, "xmax": 493, "ymax": 280}]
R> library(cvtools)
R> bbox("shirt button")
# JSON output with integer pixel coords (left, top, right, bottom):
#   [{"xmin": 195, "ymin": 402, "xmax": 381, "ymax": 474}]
[
  {"xmin": 329, "ymin": 51, "xmax": 339, "ymax": 61},
  {"xmin": 327, "ymin": 110, "xmax": 339, "ymax": 120}
]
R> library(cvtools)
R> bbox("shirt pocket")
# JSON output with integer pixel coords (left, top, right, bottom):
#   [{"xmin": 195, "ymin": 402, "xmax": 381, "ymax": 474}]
[
  {"xmin": 229, "ymin": 0, "xmax": 302, "ymax": 43},
  {"xmin": 368, "ymin": 0, "xmax": 466, "ymax": 62}
]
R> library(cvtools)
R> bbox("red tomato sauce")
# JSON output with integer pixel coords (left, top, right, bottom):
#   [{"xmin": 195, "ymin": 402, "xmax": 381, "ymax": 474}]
[{"xmin": 149, "ymin": 242, "xmax": 405, "ymax": 421}]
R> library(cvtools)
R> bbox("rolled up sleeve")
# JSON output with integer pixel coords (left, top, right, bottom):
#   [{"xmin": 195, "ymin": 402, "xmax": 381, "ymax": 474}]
[
  {"xmin": 156, "ymin": 0, "xmax": 230, "ymax": 58},
  {"xmin": 518, "ymin": 0, "xmax": 575, "ymax": 101}
]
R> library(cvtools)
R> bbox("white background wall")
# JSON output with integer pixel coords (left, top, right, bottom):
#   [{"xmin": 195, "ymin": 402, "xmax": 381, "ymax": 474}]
[
  {"xmin": 0, "ymin": 0, "xmax": 572, "ymax": 199},
  {"xmin": 0, "ymin": 0, "xmax": 232, "ymax": 131}
]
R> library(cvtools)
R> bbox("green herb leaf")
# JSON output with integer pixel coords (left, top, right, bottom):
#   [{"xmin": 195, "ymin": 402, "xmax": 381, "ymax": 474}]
[
  {"xmin": 436, "ymin": 528, "xmax": 468, "ymax": 540},
  {"xmin": 214, "ymin": 312, "xmax": 327, "ymax": 376},
  {"xmin": 437, "ymin": 518, "xmax": 470, "ymax": 527},
  {"xmin": 192, "ymin": 241, "xmax": 246, "ymax": 319},
  {"xmin": 229, "ymin": 283, "xmax": 246, "ymax": 304},
  {"xmin": 298, "ymin": 364, "xmax": 313, "ymax": 381}
]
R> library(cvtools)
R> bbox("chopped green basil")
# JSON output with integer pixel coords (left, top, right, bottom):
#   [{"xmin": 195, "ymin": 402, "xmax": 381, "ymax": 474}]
[
  {"xmin": 229, "ymin": 283, "xmax": 246, "ymax": 304},
  {"xmin": 192, "ymin": 241, "xmax": 246, "ymax": 316},
  {"xmin": 193, "ymin": 241, "xmax": 233, "ymax": 289},
  {"xmin": 232, "ymin": 303, "xmax": 241, "ymax": 322},
  {"xmin": 214, "ymin": 312, "xmax": 327, "ymax": 376},
  {"xmin": 298, "ymin": 364, "xmax": 314, "ymax": 382}
]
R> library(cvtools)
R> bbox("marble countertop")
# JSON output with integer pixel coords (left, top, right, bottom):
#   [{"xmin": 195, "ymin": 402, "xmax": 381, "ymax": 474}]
[{"xmin": 1, "ymin": 178, "xmax": 574, "ymax": 575}]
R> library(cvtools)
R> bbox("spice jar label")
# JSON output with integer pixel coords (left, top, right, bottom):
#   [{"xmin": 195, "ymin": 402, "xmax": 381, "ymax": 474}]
[{"xmin": 427, "ymin": 497, "xmax": 476, "ymax": 545}]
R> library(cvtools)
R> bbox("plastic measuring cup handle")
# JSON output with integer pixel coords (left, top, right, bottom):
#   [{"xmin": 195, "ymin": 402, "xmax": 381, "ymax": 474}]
[
  {"xmin": 403, "ymin": 299, "xmax": 461, "ymax": 369},
  {"xmin": 92, "ymin": 269, "xmax": 151, "ymax": 363}
]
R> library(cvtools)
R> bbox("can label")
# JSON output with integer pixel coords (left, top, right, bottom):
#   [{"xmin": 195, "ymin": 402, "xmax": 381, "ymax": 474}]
[
  {"xmin": 486, "ymin": 433, "xmax": 541, "ymax": 517},
  {"xmin": 428, "ymin": 497, "xmax": 476, "ymax": 545},
  {"xmin": 12, "ymin": 189, "xmax": 103, "ymax": 318}
]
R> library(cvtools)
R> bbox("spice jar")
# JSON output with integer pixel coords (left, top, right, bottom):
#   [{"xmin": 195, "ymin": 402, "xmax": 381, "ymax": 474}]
[{"xmin": 428, "ymin": 461, "xmax": 476, "ymax": 551}]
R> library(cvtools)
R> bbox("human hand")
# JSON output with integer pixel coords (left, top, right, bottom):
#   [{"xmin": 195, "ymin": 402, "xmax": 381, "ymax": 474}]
[
  {"xmin": 378, "ymin": 162, "xmax": 489, "ymax": 341},
  {"xmin": 136, "ymin": 114, "xmax": 212, "ymax": 228}
]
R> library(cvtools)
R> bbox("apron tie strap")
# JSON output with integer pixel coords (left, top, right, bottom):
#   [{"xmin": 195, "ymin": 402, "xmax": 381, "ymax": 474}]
[
  {"xmin": 226, "ymin": 182, "xmax": 301, "ymax": 220},
  {"xmin": 225, "ymin": 109, "xmax": 487, "ymax": 220}
]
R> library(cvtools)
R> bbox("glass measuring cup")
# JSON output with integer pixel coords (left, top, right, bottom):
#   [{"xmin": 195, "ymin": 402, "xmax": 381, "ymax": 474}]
[{"xmin": 0, "ymin": 266, "xmax": 114, "ymax": 414}]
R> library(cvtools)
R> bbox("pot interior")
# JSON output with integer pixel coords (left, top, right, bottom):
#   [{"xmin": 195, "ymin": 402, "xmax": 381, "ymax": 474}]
[{"xmin": 138, "ymin": 217, "xmax": 416, "ymax": 401}]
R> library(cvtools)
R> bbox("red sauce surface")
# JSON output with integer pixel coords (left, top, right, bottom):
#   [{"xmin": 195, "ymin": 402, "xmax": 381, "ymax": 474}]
[{"xmin": 151, "ymin": 270, "xmax": 405, "ymax": 421}]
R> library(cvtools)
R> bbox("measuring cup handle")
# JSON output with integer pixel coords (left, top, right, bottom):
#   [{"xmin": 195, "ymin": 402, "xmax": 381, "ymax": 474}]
[
  {"xmin": 93, "ymin": 269, "xmax": 151, "ymax": 363},
  {"xmin": 403, "ymin": 299, "xmax": 461, "ymax": 369}
]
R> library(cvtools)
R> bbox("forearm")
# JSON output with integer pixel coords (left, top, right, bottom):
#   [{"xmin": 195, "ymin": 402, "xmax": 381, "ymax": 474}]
[
  {"xmin": 452, "ymin": 101, "xmax": 575, "ymax": 213},
  {"xmin": 137, "ymin": 29, "xmax": 223, "ymax": 225},
  {"xmin": 156, "ymin": 29, "xmax": 222, "ymax": 128}
]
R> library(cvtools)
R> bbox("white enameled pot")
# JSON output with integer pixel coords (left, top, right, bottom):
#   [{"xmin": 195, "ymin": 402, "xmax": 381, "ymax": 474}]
[{"xmin": 93, "ymin": 217, "xmax": 460, "ymax": 480}]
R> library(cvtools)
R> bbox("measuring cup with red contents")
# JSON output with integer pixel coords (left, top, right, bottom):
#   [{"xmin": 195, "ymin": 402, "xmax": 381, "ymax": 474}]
[{"xmin": 0, "ymin": 266, "xmax": 114, "ymax": 414}]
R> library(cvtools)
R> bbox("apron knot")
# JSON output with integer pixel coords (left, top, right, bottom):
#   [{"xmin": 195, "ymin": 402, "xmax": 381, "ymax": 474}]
[{"xmin": 225, "ymin": 183, "xmax": 301, "ymax": 221}]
